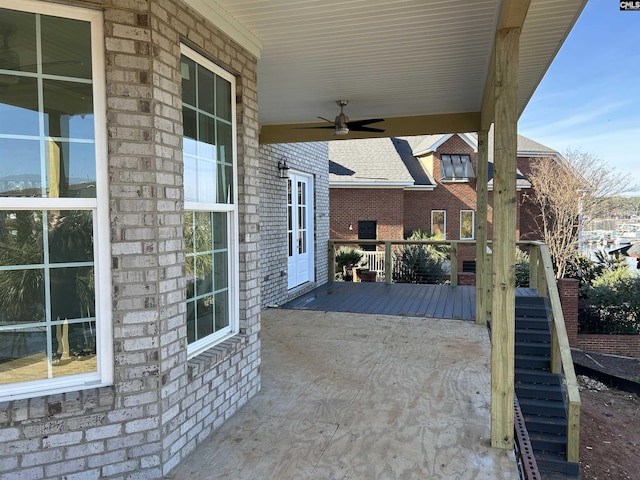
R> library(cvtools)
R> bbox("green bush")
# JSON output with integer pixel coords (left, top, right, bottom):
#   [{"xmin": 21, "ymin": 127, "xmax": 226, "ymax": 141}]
[
  {"xmin": 515, "ymin": 249, "xmax": 530, "ymax": 287},
  {"xmin": 393, "ymin": 229, "xmax": 448, "ymax": 284},
  {"xmin": 580, "ymin": 266, "xmax": 640, "ymax": 334}
]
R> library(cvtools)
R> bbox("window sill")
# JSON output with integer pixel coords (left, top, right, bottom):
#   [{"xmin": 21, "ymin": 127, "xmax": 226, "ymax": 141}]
[{"xmin": 187, "ymin": 333, "xmax": 247, "ymax": 380}]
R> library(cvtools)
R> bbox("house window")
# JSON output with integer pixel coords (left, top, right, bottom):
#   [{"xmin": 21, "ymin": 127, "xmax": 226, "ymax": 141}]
[
  {"xmin": 431, "ymin": 210, "xmax": 446, "ymax": 239},
  {"xmin": 181, "ymin": 44, "xmax": 238, "ymax": 358},
  {"xmin": 460, "ymin": 210, "xmax": 475, "ymax": 240},
  {"xmin": 440, "ymin": 154, "xmax": 474, "ymax": 182},
  {"xmin": 0, "ymin": 2, "xmax": 111, "ymax": 400}
]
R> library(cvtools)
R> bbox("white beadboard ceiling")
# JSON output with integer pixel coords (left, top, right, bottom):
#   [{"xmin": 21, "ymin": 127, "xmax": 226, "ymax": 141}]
[{"xmin": 195, "ymin": 0, "xmax": 586, "ymax": 142}]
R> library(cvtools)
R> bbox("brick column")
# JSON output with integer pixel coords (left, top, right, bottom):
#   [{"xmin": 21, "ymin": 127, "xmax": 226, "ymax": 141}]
[{"xmin": 557, "ymin": 278, "xmax": 579, "ymax": 346}]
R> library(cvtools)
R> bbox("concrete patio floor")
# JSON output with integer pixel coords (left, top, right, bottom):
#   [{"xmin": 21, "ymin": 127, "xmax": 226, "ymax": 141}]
[{"xmin": 166, "ymin": 308, "xmax": 518, "ymax": 479}]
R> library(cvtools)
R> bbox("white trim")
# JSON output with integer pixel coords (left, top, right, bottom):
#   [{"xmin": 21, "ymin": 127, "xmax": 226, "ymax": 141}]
[
  {"xmin": 182, "ymin": 0, "xmax": 263, "ymax": 59},
  {"xmin": 180, "ymin": 44, "xmax": 240, "ymax": 360},
  {"xmin": 329, "ymin": 182, "xmax": 414, "ymax": 189},
  {"xmin": 403, "ymin": 185, "xmax": 436, "ymax": 191},
  {"xmin": 287, "ymin": 170, "xmax": 315, "ymax": 289},
  {"xmin": 460, "ymin": 210, "xmax": 475, "ymax": 240},
  {"xmin": 413, "ymin": 132, "xmax": 478, "ymax": 156}
]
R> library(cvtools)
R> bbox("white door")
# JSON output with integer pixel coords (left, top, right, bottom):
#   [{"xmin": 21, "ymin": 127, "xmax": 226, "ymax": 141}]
[{"xmin": 287, "ymin": 172, "xmax": 314, "ymax": 289}]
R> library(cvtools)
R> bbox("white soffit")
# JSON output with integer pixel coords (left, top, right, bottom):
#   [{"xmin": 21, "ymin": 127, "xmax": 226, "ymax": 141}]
[{"xmin": 210, "ymin": 0, "xmax": 585, "ymax": 130}]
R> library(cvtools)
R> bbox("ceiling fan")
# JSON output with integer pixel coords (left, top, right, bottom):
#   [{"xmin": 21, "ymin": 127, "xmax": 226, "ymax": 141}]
[{"xmin": 307, "ymin": 100, "xmax": 385, "ymax": 136}]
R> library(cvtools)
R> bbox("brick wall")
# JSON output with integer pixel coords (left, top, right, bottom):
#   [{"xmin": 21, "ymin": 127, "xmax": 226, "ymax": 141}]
[
  {"xmin": 329, "ymin": 188, "xmax": 405, "ymax": 241},
  {"xmin": 259, "ymin": 142, "xmax": 330, "ymax": 307},
  {"xmin": 0, "ymin": 1, "xmax": 261, "ymax": 478},
  {"xmin": 559, "ymin": 278, "xmax": 639, "ymax": 358}
]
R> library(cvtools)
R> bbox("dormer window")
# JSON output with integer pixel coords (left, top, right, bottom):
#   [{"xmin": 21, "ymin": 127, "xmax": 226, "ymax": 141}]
[{"xmin": 440, "ymin": 154, "xmax": 474, "ymax": 182}]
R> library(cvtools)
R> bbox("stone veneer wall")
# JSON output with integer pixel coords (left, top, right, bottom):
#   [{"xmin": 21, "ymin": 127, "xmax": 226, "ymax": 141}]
[
  {"xmin": 259, "ymin": 142, "xmax": 330, "ymax": 307},
  {"xmin": 0, "ymin": 1, "xmax": 261, "ymax": 478}
]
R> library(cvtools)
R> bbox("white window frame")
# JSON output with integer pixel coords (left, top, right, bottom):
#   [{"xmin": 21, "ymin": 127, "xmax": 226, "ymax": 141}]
[
  {"xmin": 181, "ymin": 44, "xmax": 239, "ymax": 359},
  {"xmin": 431, "ymin": 210, "xmax": 446, "ymax": 239},
  {"xmin": 0, "ymin": 0, "xmax": 112, "ymax": 401},
  {"xmin": 460, "ymin": 210, "xmax": 475, "ymax": 240}
]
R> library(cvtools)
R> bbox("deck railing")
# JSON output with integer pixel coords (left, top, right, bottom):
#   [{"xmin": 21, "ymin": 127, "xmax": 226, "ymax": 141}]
[
  {"xmin": 525, "ymin": 241, "xmax": 581, "ymax": 463},
  {"xmin": 329, "ymin": 238, "xmax": 580, "ymax": 463},
  {"xmin": 328, "ymin": 239, "xmax": 476, "ymax": 285}
]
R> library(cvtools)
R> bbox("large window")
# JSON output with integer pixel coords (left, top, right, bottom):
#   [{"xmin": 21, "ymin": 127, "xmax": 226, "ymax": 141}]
[
  {"xmin": 181, "ymin": 45, "xmax": 238, "ymax": 358},
  {"xmin": 440, "ymin": 154, "xmax": 474, "ymax": 182},
  {"xmin": 431, "ymin": 210, "xmax": 446, "ymax": 239},
  {"xmin": 460, "ymin": 210, "xmax": 475, "ymax": 240},
  {"xmin": 0, "ymin": 1, "xmax": 110, "ymax": 400}
]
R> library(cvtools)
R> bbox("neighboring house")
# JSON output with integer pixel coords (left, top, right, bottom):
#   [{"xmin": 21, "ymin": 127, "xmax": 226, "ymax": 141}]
[{"xmin": 329, "ymin": 132, "xmax": 560, "ymax": 271}]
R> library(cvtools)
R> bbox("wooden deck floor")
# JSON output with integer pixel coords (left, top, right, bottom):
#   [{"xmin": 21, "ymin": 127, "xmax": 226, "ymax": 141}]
[{"xmin": 283, "ymin": 282, "xmax": 537, "ymax": 321}]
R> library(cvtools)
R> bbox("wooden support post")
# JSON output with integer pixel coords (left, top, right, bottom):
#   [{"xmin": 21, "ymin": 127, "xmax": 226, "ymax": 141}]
[
  {"xmin": 476, "ymin": 130, "xmax": 489, "ymax": 324},
  {"xmin": 491, "ymin": 26, "xmax": 520, "ymax": 451},
  {"xmin": 384, "ymin": 241, "xmax": 392, "ymax": 284},
  {"xmin": 450, "ymin": 242, "xmax": 458, "ymax": 286},
  {"xmin": 328, "ymin": 240, "xmax": 335, "ymax": 283}
]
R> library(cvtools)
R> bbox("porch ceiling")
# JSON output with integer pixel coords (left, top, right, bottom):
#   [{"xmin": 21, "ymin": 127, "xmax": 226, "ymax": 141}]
[{"xmin": 191, "ymin": 0, "xmax": 586, "ymax": 143}]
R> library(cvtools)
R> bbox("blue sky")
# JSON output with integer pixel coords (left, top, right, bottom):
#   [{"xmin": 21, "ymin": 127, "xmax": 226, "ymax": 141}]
[{"xmin": 518, "ymin": 0, "xmax": 640, "ymax": 196}]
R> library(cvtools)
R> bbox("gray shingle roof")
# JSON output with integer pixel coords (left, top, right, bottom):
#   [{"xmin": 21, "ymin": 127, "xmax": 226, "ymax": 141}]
[
  {"xmin": 328, "ymin": 132, "xmax": 558, "ymax": 187},
  {"xmin": 328, "ymin": 137, "xmax": 416, "ymax": 184}
]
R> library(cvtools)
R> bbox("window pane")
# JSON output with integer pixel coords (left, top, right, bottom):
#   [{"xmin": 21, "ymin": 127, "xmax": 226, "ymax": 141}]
[
  {"xmin": 461, "ymin": 211, "xmax": 474, "ymax": 239},
  {"xmin": 216, "ymin": 121, "xmax": 233, "ymax": 166},
  {"xmin": 0, "ymin": 8, "xmax": 37, "ymax": 74},
  {"xmin": 41, "ymin": 15, "xmax": 93, "ymax": 79},
  {"xmin": 0, "ymin": 77, "xmax": 40, "ymax": 136},
  {"xmin": 184, "ymin": 155, "xmax": 197, "ymax": 202},
  {"xmin": 432, "ymin": 211, "xmax": 445, "ymax": 238},
  {"xmin": 213, "ymin": 251, "xmax": 228, "ymax": 290},
  {"xmin": 50, "ymin": 266, "xmax": 95, "ymax": 321},
  {"xmin": 198, "ymin": 113, "xmax": 215, "ymax": 148},
  {"xmin": 51, "ymin": 320, "xmax": 97, "ymax": 377},
  {"xmin": 48, "ymin": 211, "xmax": 94, "ymax": 263},
  {"xmin": 214, "ymin": 291, "xmax": 229, "ymax": 330},
  {"xmin": 181, "ymin": 57, "xmax": 196, "ymax": 106},
  {"xmin": 215, "ymin": 76, "xmax": 231, "ymax": 121},
  {"xmin": 0, "ymin": 210, "xmax": 45, "ymax": 266},
  {"xmin": 183, "ymin": 108, "xmax": 197, "ymax": 155},
  {"xmin": 0, "ymin": 268, "xmax": 45, "ymax": 325},
  {"xmin": 43, "ymin": 80, "xmax": 94, "ymax": 140},
  {"xmin": 197, "ymin": 66, "xmax": 215, "ymax": 115},
  {"xmin": 46, "ymin": 141, "xmax": 97, "ymax": 198},
  {"xmin": 216, "ymin": 163, "xmax": 232, "ymax": 203},
  {"xmin": 0, "ymin": 326, "xmax": 48, "ymax": 385},
  {"xmin": 196, "ymin": 294, "xmax": 214, "ymax": 339},
  {"xmin": 212, "ymin": 212, "xmax": 227, "ymax": 250},
  {"xmin": 196, "ymin": 158, "xmax": 215, "ymax": 203},
  {"xmin": 0, "ymin": 138, "xmax": 42, "ymax": 197}
]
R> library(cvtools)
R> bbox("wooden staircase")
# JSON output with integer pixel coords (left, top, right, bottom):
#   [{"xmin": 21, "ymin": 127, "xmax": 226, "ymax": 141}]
[{"xmin": 515, "ymin": 296, "xmax": 580, "ymax": 480}]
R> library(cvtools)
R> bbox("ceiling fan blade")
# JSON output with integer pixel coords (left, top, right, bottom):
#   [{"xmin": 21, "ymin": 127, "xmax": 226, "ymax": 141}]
[
  {"xmin": 349, "ymin": 126, "xmax": 386, "ymax": 133},
  {"xmin": 317, "ymin": 116, "xmax": 336, "ymax": 124},
  {"xmin": 347, "ymin": 118, "xmax": 384, "ymax": 128},
  {"xmin": 293, "ymin": 125, "xmax": 336, "ymax": 130}
]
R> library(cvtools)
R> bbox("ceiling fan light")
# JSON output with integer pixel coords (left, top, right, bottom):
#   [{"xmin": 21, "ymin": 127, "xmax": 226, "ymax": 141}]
[{"xmin": 335, "ymin": 126, "xmax": 349, "ymax": 135}]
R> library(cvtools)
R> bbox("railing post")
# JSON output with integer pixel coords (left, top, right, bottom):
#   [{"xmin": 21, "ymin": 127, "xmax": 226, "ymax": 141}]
[
  {"xmin": 384, "ymin": 241, "xmax": 392, "ymax": 284},
  {"xmin": 528, "ymin": 244, "xmax": 539, "ymax": 290},
  {"xmin": 328, "ymin": 240, "xmax": 335, "ymax": 283},
  {"xmin": 450, "ymin": 242, "xmax": 458, "ymax": 287}
]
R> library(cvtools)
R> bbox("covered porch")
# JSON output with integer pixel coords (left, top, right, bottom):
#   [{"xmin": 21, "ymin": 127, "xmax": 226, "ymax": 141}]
[{"xmin": 166, "ymin": 307, "xmax": 519, "ymax": 479}]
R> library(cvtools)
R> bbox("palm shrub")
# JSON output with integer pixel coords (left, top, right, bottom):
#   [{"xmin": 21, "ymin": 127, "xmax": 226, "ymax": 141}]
[
  {"xmin": 334, "ymin": 247, "xmax": 366, "ymax": 281},
  {"xmin": 393, "ymin": 229, "xmax": 448, "ymax": 284}
]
